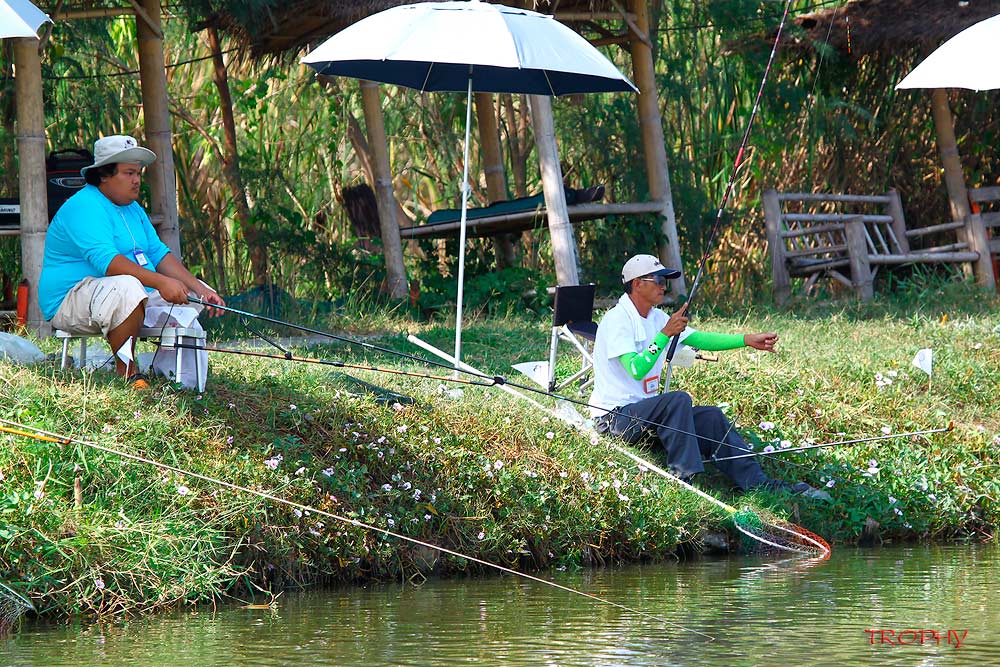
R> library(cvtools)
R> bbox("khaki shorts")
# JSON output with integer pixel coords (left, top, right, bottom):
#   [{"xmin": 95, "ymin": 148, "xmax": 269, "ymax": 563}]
[{"xmin": 50, "ymin": 275, "xmax": 149, "ymax": 337}]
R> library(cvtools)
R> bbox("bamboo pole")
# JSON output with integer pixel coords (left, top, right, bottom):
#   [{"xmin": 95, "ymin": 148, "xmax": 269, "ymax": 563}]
[
  {"xmin": 136, "ymin": 0, "xmax": 180, "ymax": 255},
  {"xmin": 931, "ymin": 90, "xmax": 972, "ymax": 224},
  {"xmin": 13, "ymin": 37, "xmax": 49, "ymax": 334},
  {"xmin": 360, "ymin": 80, "xmax": 408, "ymax": 300},
  {"xmin": 528, "ymin": 94, "xmax": 579, "ymax": 286},
  {"xmin": 628, "ymin": 0, "xmax": 686, "ymax": 295},
  {"xmin": 930, "ymin": 89, "xmax": 977, "ymax": 283},
  {"xmin": 475, "ymin": 92, "xmax": 515, "ymax": 268}
]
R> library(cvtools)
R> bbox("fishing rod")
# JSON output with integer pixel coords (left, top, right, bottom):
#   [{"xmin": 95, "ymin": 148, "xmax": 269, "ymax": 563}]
[
  {"xmin": 176, "ymin": 302, "xmax": 951, "ymax": 469},
  {"xmin": 185, "ymin": 297, "xmax": 742, "ymax": 450},
  {"xmin": 403, "ymin": 337, "xmax": 831, "ymax": 559},
  {"xmin": 707, "ymin": 423, "xmax": 955, "ymax": 462},
  {"xmin": 163, "ymin": 322, "xmax": 830, "ymax": 556},
  {"xmin": 171, "ymin": 342, "xmax": 502, "ymax": 389},
  {"xmin": 188, "ymin": 297, "xmax": 503, "ymax": 385},
  {"xmin": 662, "ymin": 0, "xmax": 795, "ymax": 366},
  {"xmin": 0, "ymin": 418, "xmax": 712, "ymax": 639}
]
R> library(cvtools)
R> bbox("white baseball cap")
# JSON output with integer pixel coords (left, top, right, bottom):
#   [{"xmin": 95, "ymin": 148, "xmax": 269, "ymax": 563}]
[
  {"xmin": 621, "ymin": 254, "xmax": 682, "ymax": 283},
  {"xmin": 81, "ymin": 135, "xmax": 157, "ymax": 176}
]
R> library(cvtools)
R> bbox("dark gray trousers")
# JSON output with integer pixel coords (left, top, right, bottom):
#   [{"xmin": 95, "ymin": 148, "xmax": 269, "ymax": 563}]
[{"xmin": 599, "ymin": 391, "xmax": 769, "ymax": 490}]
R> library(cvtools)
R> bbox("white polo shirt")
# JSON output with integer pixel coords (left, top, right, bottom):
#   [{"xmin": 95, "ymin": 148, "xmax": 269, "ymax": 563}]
[{"xmin": 588, "ymin": 294, "xmax": 692, "ymax": 416}]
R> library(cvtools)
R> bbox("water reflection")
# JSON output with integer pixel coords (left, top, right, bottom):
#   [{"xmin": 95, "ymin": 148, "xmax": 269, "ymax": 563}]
[{"xmin": 4, "ymin": 544, "xmax": 998, "ymax": 667}]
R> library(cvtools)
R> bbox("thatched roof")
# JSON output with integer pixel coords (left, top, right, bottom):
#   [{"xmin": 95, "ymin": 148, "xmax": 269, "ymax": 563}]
[
  {"xmin": 194, "ymin": 0, "xmax": 412, "ymax": 58},
  {"xmin": 789, "ymin": 0, "xmax": 1000, "ymax": 57},
  {"xmin": 194, "ymin": 0, "xmax": 624, "ymax": 59}
]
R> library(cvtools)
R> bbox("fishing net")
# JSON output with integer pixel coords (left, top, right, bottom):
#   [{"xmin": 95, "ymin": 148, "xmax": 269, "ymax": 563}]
[
  {"xmin": 732, "ymin": 509, "xmax": 831, "ymax": 559},
  {"xmin": 0, "ymin": 582, "xmax": 34, "ymax": 634}
]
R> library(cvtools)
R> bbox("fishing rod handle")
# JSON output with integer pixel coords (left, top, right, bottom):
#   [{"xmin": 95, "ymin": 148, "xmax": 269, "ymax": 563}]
[{"xmin": 663, "ymin": 330, "xmax": 681, "ymax": 363}]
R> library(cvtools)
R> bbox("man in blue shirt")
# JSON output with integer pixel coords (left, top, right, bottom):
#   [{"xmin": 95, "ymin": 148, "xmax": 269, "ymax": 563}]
[{"xmin": 39, "ymin": 135, "xmax": 224, "ymax": 386}]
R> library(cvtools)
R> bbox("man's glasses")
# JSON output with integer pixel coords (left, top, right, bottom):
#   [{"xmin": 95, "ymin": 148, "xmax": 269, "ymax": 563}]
[{"xmin": 639, "ymin": 275, "xmax": 668, "ymax": 286}]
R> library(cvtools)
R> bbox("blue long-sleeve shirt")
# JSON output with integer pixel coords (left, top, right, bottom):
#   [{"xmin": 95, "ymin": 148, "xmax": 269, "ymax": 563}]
[{"xmin": 39, "ymin": 184, "xmax": 171, "ymax": 320}]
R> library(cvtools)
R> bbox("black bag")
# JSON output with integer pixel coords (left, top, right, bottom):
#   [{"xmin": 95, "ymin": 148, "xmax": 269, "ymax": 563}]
[
  {"xmin": 46, "ymin": 148, "xmax": 93, "ymax": 220},
  {"xmin": 0, "ymin": 198, "xmax": 18, "ymax": 228}
]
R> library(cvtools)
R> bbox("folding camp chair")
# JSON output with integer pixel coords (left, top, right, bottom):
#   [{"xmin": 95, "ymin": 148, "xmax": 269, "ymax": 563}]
[{"xmin": 547, "ymin": 284, "xmax": 598, "ymax": 393}]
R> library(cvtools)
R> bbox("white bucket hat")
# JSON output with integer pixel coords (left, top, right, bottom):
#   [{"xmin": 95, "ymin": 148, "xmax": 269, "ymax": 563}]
[
  {"xmin": 621, "ymin": 254, "xmax": 682, "ymax": 283},
  {"xmin": 80, "ymin": 135, "xmax": 157, "ymax": 176}
]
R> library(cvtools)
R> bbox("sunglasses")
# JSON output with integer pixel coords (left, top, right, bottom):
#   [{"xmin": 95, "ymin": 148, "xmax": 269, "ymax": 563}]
[{"xmin": 639, "ymin": 275, "xmax": 668, "ymax": 286}]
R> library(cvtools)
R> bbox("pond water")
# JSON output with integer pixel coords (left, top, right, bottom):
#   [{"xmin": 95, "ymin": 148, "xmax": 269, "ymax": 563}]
[{"xmin": 3, "ymin": 544, "xmax": 998, "ymax": 667}]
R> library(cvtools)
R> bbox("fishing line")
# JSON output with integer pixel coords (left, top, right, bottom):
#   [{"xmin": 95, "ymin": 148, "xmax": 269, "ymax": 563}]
[
  {"xmin": 398, "ymin": 341, "xmax": 830, "ymax": 559},
  {"xmin": 169, "ymin": 342, "xmax": 502, "ymax": 388},
  {"xmin": 188, "ymin": 297, "xmax": 489, "ymax": 380},
  {"xmin": 708, "ymin": 423, "xmax": 954, "ymax": 462},
  {"xmin": 0, "ymin": 418, "xmax": 712, "ymax": 638},
  {"xmin": 662, "ymin": 0, "xmax": 796, "ymax": 367},
  {"xmin": 173, "ymin": 306, "xmax": 949, "ymax": 468},
  {"xmin": 185, "ymin": 297, "xmax": 736, "ymax": 449}
]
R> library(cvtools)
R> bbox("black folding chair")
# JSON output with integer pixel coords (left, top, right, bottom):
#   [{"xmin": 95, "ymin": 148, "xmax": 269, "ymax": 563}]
[{"xmin": 547, "ymin": 284, "xmax": 598, "ymax": 393}]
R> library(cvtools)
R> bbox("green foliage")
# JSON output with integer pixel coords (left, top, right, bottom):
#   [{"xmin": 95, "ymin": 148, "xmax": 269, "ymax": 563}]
[
  {"xmin": 0, "ymin": 335, "xmax": 715, "ymax": 619},
  {"xmin": 3, "ymin": 285, "xmax": 1000, "ymax": 620},
  {"xmin": 413, "ymin": 266, "xmax": 547, "ymax": 321},
  {"xmin": 7, "ymin": 0, "xmax": 997, "ymax": 308}
]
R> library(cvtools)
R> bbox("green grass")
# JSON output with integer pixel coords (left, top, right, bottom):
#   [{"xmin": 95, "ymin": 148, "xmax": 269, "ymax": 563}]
[{"xmin": 2, "ymin": 279, "xmax": 998, "ymax": 620}]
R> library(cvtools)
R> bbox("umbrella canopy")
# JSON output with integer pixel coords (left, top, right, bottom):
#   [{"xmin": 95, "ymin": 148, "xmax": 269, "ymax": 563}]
[
  {"xmin": 0, "ymin": 0, "xmax": 51, "ymax": 39},
  {"xmin": 897, "ymin": 13, "xmax": 1000, "ymax": 91},
  {"xmin": 302, "ymin": 0, "xmax": 634, "ymax": 368},
  {"xmin": 301, "ymin": 0, "xmax": 636, "ymax": 95}
]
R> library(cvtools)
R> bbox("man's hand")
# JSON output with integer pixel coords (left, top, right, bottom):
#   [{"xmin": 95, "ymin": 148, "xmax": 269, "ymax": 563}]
[
  {"xmin": 196, "ymin": 288, "xmax": 226, "ymax": 317},
  {"xmin": 156, "ymin": 276, "xmax": 190, "ymax": 305},
  {"xmin": 661, "ymin": 303, "xmax": 689, "ymax": 338},
  {"xmin": 744, "ymin": 332, "xmax": 778, "ymax": 352}
]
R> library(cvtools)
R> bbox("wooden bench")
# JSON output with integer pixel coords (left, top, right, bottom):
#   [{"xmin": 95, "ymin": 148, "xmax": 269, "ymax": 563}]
[{"xmin": 763, "ymin": 189, "xmax": 989, "ymax": 303}]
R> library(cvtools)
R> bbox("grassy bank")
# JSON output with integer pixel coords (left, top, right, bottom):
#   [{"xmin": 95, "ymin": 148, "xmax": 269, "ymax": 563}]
[{"xmin": 2, "ymin": 281, "xmax": 998, "ymax": 620}]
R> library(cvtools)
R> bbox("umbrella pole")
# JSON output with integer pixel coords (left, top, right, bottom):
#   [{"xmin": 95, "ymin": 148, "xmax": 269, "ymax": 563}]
[{"xmin": 453, "ymin": 73, "xmax": 473, "ymax": 374}]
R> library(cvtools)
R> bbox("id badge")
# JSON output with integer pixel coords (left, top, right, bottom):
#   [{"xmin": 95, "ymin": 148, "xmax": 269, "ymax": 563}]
[
  {"xmin": 643, "ymin": 375, "xmax": 659, "ymax": 395},
  {"xmin": 133, "ymin": 249, "xmax": 149, "ymax": 267}
]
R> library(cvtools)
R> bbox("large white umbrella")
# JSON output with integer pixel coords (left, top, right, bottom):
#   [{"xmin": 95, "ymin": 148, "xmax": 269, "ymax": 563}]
[
  {"xmin": 302, "ymin": 0, "xmax": 635, "ymax": 368},
  {"xmin": 1, "ymin": 0, "xmax": 51, "ymax": 38},
  {"xmin": 897, "ymin": 13, "xmax": 1000, "ymax": 91}
]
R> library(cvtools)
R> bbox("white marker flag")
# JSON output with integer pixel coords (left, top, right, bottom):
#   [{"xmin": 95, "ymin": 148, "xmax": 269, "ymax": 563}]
[
  {"xmin": 115, "ymin": 336, "xmax": 134, "ymax": 364},
  {"xmin": 912, "ymin": 348, "xmax": 933, "ymax": 377},
  {"xmin": 512, "ymin": 361, "xmax": 550, "ymax": 389}
]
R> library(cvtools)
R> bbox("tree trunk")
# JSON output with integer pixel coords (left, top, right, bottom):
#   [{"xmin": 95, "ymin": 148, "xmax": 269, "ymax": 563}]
[
  {"xmin": 475, "ymin": 92, "xmax": 516, "ymax": 268},
  {"xmin": 207, "ymin": 25, "xmax": 268, "ymax": 289},
  {"xmin": 345, "ymin": 111, "xmax": 416, "ymax": 232},
  {"xmin": 503, "ymin": 94, "xmax": 534, "ymax": 266},
  {"xmin": 360, "ymin": 80, "xmax": 408, "ymax": 300}
]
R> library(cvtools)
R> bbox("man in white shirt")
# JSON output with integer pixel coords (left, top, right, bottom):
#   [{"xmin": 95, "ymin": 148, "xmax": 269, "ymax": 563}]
[{"xmin": 590, "ymin": 253, "xmax": 809, "ymax": 493}]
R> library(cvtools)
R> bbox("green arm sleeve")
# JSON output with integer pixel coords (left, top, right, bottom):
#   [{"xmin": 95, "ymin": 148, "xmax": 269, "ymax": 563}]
[
  {"xmin": 619, "ymin": 332, "xmax": 671, "ymax": 380},
  {"xmin": 683, "ymin": 330, "xmax": 746, "ymax": 351}
]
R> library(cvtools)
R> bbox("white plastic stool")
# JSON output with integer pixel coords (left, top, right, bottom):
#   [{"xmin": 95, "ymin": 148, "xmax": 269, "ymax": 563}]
[{"xmin": 56, "ymin": 327, "xmax": 207, "ymax": 391}]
